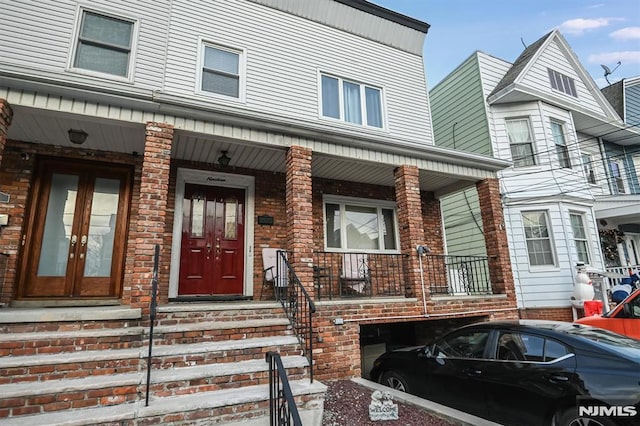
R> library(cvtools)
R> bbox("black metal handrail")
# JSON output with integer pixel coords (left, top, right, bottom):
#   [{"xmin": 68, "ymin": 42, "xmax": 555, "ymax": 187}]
[
  {"xmin": 422, "ymin": 254, "xmax": 493, "ymax": 296},
  {"xmin": 266, "ymin": 351, "xmax": 302, "ymax": 426},
  {"xmin": 145, "ymin": 244, "xmax": 160, "ymax": 406},
  {"xmin": 276, "ymin": 250, "xmax": 316, "ymax": 383}
]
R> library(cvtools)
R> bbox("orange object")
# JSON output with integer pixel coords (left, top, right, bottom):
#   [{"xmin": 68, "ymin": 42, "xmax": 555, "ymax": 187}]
[{"xmin": 583, "ymin": 300, "xmax": 603, "ymax": 316}]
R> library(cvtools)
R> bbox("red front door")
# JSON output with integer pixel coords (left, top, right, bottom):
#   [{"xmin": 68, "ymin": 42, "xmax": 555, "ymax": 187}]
[{"xmin": 178, "ymin": 184, "xmax": 245, "ymax": 295}]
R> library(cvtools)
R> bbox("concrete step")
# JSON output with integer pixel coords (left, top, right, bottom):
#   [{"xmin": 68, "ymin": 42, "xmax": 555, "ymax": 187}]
[{"xmin": 0, "ymin": 379, "xmax": 327, "ymax": 426}]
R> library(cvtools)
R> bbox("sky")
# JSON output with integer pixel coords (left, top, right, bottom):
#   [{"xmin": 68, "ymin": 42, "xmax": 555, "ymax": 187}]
[{"xmin": 370, "ymin": 0, "xmax": 640, "ymax": 89}]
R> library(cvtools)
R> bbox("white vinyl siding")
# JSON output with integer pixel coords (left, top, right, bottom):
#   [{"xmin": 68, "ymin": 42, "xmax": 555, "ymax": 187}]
[
  {"xmin": 522, "ymin": 211, "xmax": 556, "ymax": 267},
  {"xmin": 320, "ymin": 74, "xmax": 384, "ymax": 128},
  {"xmin": 0, "ymin": 0, "xmax": 169, "ymax": 91},
  {"xmin": 163, "ymin": 0, "xmax": 433, "ymax": 145},
  {"xmin": 324, "ymin": 196, "xmax": 398, "ymax": 252},
  {"xmin": 550, "ymin": 121, "xmax": 571, "ymax": 168},
  {"xmin": 570, "ymin": 212, "xmax": 590, "ymax": 265},
  {"xmin": 506, "ymin": 118, "xmax": 536, "ymax": 167}
]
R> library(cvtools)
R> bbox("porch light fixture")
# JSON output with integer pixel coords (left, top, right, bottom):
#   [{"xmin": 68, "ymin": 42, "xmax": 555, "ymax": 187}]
[
  {"xmin": 217, "ymin": 150, "xmax": 231, "ymax": 166},
  {"xmin": 67, "ymin": 129, "xmax": 88, "ymax": 145}
]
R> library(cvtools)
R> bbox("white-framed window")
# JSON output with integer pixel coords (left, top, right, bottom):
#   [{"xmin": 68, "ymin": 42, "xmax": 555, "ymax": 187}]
[
  {"xmin": 505, "ymin": 118, "xmax": 536, "ymax": 167},
  {"xmin": 324, "ymin": 196, "xmax": 398, "ymax": 251},
  {"xmin": 569, "ymin": 212, "xmax": 591, "ymax": 265},
  {"xmin": 522, "ymin": 211, "xmax": 556, "ymax": 267},
  {"xmin": 582, "ymin": 154, "xmax": 597, "ymax": 184},
  {"xmin": 550, "ymin": 121, "xmax": 571, "ymax": 168},
  {"xmin": 72, "ymin": 10, "xmax": 135, "ymax": 78},
  {"xmin": 548, "ymin": 69, "xmax": 577, "ymax": 97},
  {"xmin": 609, "ymin": 160, "xmax": 626, "ymax": 194},
  {"xmin": 320, "ymin": 73, "xmax": 384, "ymax": 128},
  {"xmin": 199, "ymin": 42, "xmax": 244, "ymax": 99}
]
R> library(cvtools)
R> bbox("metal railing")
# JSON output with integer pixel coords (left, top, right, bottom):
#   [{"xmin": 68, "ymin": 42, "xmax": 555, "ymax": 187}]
[
  {"xmin": 266, "ymin": 351, "xmax": 302, "ymax": 426},
  {"xmin": 605, "ymin": 264, "xmax": 640, "ymax": 286},
  {"xmin": 312, "ymin": 251, "xmax": 407, "ymax": 299},
  {"xmin": 422, "ymin": 254, "xmax": 493, "ymax": 296},
  {"xmin": 145, "ymin": 244, "xmax": 160, "ymax": 406},
  {"xmin": 276, "ymin": 251, "xmax": 316, "ymax": 383}
]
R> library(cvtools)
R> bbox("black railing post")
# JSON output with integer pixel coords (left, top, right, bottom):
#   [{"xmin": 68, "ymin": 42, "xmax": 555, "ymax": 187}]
[
  {"xmin": 266, "ymin": 351, "xmax": 303, "ymax": 426},
  {"xmin": 145, "ymin": 244, "xmax": 160, "ymax": 407}
]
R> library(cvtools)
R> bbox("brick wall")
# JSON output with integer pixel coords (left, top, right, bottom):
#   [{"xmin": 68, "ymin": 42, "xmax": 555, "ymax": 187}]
[
  {"xmin": 0, "ymin": 100, "xmax": 12, "ymax": 169},
  {"xmin": 519, "ymin": 307, "xmax": 574, "ymax": 322}
]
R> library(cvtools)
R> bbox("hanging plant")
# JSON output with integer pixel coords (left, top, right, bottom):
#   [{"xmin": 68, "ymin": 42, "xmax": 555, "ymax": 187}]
[{"xmin": 599, "ymin": 228, "xmax": 624, "ymax": 266}]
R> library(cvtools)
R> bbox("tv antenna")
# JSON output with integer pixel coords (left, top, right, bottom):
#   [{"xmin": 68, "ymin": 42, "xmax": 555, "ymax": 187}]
[{"xmin": 601, "ymin": 61, "xmax": 621, "ymax": 85}]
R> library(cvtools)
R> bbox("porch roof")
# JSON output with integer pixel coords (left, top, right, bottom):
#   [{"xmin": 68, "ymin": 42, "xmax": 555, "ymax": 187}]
[{"xmin": 2, "ymin": 85, "xmax": 510, "ymax": 197}]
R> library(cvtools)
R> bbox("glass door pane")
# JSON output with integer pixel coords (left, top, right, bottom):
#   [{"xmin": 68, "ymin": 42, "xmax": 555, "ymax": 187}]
[
  {"xmin": 84, "ymin": 178, "xmax": 120, "ymax": 277},
  {"xmin": 37, "ymin": 174, "xmax": 79, "ymax": 276}
]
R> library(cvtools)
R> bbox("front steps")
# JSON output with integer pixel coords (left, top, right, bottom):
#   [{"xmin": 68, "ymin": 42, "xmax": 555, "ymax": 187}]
[{"xmin": 0, "ymin": 302, "xmax": 326, "ymax": 425}]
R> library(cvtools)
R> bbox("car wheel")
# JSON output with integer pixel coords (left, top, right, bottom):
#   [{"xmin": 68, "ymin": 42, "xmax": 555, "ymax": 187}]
[
  {"xmin": 553, "ymin": 407, "xmax": 617, "ymax": 426},
  {"xmin": 380, "ymin": 371, "xmax": 409, "ymax": 393}
]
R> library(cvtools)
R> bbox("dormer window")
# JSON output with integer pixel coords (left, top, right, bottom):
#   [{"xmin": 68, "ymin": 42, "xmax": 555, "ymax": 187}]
[{"xmin": 548, "ymin": 69, "xmax": 577, "ymax": 97}]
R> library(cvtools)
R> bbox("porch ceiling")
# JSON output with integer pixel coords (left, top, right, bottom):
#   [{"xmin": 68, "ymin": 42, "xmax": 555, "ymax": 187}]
[{"xmin": 7, "ymin": 106, "xmax": 479, "ymax": 196}]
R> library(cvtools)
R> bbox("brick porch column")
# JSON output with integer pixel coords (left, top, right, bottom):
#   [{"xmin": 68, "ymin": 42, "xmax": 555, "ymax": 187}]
[
  {"xmin": 394, "ymin": 165, "xmax": 426, "ymax": 300},
  {"xmin": 285, "ymin": 145, "xmax": 314, "ymax": 297},
  {"xmin": 0, "ymin": 99, "xmax": 13, "ymax": 168},
  {"xmin": 130, "ymin": 122, "xmax": 173, "ymax": 315},
  {"xmin": 476, "ymin": 178, "xmax": 516, "ymax": 303}
]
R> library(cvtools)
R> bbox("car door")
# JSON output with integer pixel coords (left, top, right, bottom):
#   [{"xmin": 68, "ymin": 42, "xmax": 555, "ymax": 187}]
[
  {"xmin": 483, "ymin": 331, "xmax": 577, "ymax": 426},
  {"xmin": 414, "ymin": 328, "xmax": 492, "ymax": 420}
]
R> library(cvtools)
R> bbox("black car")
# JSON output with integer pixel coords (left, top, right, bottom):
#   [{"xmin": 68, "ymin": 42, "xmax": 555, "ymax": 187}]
[{"xmin": 370, "ymin": 320, "xmax": 640, "ymax": 426}]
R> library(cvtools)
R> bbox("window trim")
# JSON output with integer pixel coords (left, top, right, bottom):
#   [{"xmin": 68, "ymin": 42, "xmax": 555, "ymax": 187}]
[
  {"xmin": 521, "ymin": 210, "xmax": 558, "ymax": 269},
  {"xmin": 68, "ymin": 7, "xmax": 138, "ymax": 82},
  {"xmin": 505, "ymin": 117, "xmax": 536, "ymax": 167},
  {"xmin": 548, "ymin": 68, "xmax": 578, "ymax": 97},
  {"xmin": 582, "ymin": 153, "xmax": 597, "ymax": 185},
  {"xmin": 550, "ymin": 120, "xmax": 571, "ymax": 169},
  {"xmin": 569, "ymin": 211, "xmax": 592, "ymax": 266},
  {"xmin": 609, "ymin": 160, "xmax": 626, "ymax": 194},
  {"xmin": 318, "ymin": 71, "xmax": 386, "ymax": 130},
  {"xmin": 195, "ymin": 39, "xmax": 246, "ymax": 102},
  {"xmin": 322, "ymin": 194, "xmax": 399, "ymax": 253}
]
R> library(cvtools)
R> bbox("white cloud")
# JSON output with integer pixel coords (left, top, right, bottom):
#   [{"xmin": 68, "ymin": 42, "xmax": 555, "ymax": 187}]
[
  {"xmin": 559, "ymin": 17, "xmax": 622, "ymax": 35},
  {"xmin": 610, "ymin": 27, "xmax": 640, "ymax": 41},
  {"xmin": 588, "ymin": 51, "xmax": 640, "ymax": 64}
]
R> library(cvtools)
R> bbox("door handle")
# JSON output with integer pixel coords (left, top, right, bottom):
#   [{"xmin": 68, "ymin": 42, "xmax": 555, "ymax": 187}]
[
  {"xmin": 463, "ymin": 368, "xmax": 482, "ymax": 377},
  {"xmin": 549, "ymin": 375, "xmax": 569, "ymax": 383},
  {"xmin": 80, "ymin": 235, "xmax": 87, "ymax": 247},
  {"xmin": 206, "ymin": 243, "xmax": 212, "ymax": 253},
  {"xmin": 71, "ymin": 235, "xmax": 77, "ymax": 246}
]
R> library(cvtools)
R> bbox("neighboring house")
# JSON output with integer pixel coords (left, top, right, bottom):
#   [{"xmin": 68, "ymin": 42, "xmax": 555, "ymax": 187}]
[
  {"xmin": 598, "ymin": 76, "xmax": 640, "ymax": 268},
  {"xmin": 430, "ymin": 30, "xmax": 640, "ymax": 322},
  {"xmin": 0, "ymin": 0, "xmax": 516, "ymax": 423}
]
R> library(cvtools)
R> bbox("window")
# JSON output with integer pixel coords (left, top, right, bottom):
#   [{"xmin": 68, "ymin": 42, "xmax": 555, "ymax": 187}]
[
  {"xmin": 73, "ymin": 11, "xmax": 134, "ymax": 77},
  {"xmin": 324, "ymin": 197, "xmax": 397, "ymax": 251},
  {"xmin": 570, "ymin": 213, "xmax": 590, "ymax": 265},
  {"xmin": 506, "ymin": 118, "xmax": 536, "ymax": 167},
  {"xmin": 582, "ymin": 154, "xmax": 596, "ymax": 184},
  {"xmin": 609, "ymin": 161, "xmax": 626, "ymax": 194},
  {"xmin": 200, "ymin": 44, "xmax": 242, "ymax": 98},
  {"xmin": 551, "ymin": 121, "xmax": 571, "ymax": 168},
  {"xmin": 522, "ymin": 211, "xmax": 555, "ymax": 267},
  {"xmin": 548, "ymin": 69, "xmax": 577, "ymax": 97},
  {"xmin": 496, "ymin": 332, "xmax": 569, "ymax": 362},
  {"xmin": 435, "ymin": 329, "xmax": 490, "ymax": 359},
  {"xmin": 321, "ymin": 74, "xmax": 383, "ymax": 128}
]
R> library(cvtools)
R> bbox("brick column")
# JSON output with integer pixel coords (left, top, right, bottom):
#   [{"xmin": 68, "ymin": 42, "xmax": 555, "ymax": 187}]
[
  {"xmin": 131, "ymin": 122, "xmax": 173, "ymax": 315},
  {"xmin": 394, "ymin": 165, "xmax": 426, "ymax": 299},
  {"xmin": 286, "ymin": 145, "xmax": 314, "ymax": 297},
  {"xmin": 0, "ymin": 99, "xmax": 13, "ymax": 168},
  {"xmin": 476, "ymin": 178, "xmax": 516, "ymax": 302}
]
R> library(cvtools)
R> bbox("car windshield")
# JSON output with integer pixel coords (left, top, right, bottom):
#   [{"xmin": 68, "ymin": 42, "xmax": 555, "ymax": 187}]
[{"xmin": 566, "ymin": 326, "xmax": 640, "ymax": 361}]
